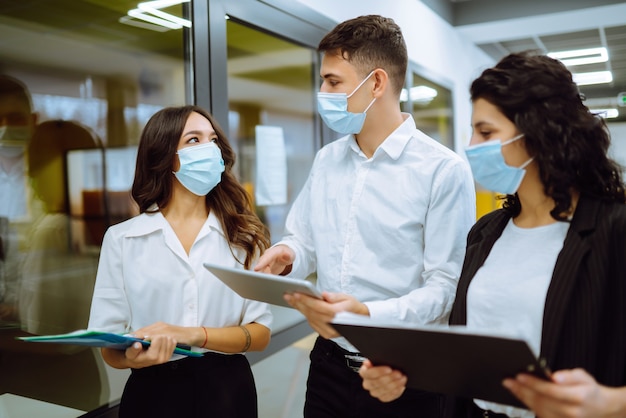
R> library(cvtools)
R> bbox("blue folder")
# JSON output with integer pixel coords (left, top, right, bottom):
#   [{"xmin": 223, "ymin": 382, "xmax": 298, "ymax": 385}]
[{"xmin": 18, "ymin": 329, "xmax": 203, "ymax": 357}]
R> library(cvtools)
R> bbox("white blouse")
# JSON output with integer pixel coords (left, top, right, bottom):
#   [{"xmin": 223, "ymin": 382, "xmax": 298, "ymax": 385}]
[
  {"xmin": 88, "ymin": 209, "xmax": 272, "ymax": 354},
  {"xmin": 468, "ymin": 218, "xmax": 570, "ymax": 417}
]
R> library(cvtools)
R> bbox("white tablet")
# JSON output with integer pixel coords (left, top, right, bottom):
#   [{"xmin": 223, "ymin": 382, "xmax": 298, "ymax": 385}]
[{"xmin": 203, "ymin": 262, "xmax": 322, "ymax": 308}]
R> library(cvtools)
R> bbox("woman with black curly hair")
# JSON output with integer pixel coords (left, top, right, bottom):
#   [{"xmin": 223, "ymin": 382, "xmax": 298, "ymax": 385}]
[{"xmin": 359, "ymin": 51, "xmax": 626, "ymax": 418}]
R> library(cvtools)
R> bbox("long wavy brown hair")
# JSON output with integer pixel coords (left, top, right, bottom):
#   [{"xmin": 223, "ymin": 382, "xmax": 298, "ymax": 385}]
[{"xmin": 131, "ymin": 105, "xmax": 270, "ymax": 268}]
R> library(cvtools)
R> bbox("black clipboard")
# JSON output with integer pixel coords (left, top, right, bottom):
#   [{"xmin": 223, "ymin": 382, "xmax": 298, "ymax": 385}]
[
  {"xmin": 331, "ymin": 314, "xmax": 550, "ymax": 408},
  {"xmin": 203, "ymin": 262, "xmax": 322, "ymax": 308}
]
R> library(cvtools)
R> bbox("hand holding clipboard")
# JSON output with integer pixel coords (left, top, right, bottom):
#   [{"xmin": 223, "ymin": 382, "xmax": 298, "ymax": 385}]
[{"xmin": 330, "ymin": 312, "xmax": 551, "ymax": 408}]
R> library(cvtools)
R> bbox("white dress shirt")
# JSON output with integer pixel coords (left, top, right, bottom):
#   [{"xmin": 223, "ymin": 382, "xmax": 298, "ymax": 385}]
[
  {"xmin": 277, "ymin": 114, "xmax": 475, "ymax": 350},
  {"xmin": 88, "ymin": 209, "xmax": 272, "ymax": 354}
]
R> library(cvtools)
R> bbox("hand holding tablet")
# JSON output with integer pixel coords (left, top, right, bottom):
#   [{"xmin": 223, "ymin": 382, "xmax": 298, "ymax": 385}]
[{"xmin": 203, "ymin": 262, "xmax": 322, "ymax": 308}]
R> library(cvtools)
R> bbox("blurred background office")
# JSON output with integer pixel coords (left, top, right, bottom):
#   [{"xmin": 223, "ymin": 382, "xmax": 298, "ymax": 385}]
[{"xmin": 0, "ymin": 0, "xmax": 625, "ymax": 416}]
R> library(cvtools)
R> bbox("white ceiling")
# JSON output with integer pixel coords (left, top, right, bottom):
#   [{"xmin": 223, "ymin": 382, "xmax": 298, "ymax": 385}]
[{"xmin": 422, "ymin": 0, "xmax": 626, "ymax": 121}]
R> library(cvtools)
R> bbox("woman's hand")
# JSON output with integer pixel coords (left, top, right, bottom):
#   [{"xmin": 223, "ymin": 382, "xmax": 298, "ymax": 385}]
[
  {"xmin": 101, "ymin": 321, "xmax": 190, "ymax": 369},
  {"xmin": 359, "ymin": 359, "xmax": 407, "ymax": 402},
  {"xmin": 133, "ymin": 321, "xmax": 192, "ymax": 346},
  {"xmin": 101, "ymin": 333, "xmax": 178, "ymax": 369},
  {"xmin": 503, "ymin": 368, "xmax": 626, "ymax": 418},
  {"xmin": 123, "ymin": 334, "xmax": 178, "ymax": 368}
]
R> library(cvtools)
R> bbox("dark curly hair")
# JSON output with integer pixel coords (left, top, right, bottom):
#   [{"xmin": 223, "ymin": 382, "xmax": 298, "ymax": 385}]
[
  {"xmin": 131, "ymin": 105, "xmax": 270, "ymax": 269},
  {"xmin": 318, "ymin": 15, "xmax": 407, "ymax": 96},
  {"xmin": 471, "ymin": 51, "xmax": 625, "ymax": 220}
]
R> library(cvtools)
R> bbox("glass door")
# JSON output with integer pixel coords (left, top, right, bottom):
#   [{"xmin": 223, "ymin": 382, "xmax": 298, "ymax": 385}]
[{"xmin": 226, "ymin": 18, "xmax": 317, "ymax": 243}]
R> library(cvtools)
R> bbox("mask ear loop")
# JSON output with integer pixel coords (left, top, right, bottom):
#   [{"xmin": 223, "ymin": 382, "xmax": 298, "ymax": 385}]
[
  {"xmin": 519, "ymin": 156, "xmax": 534, "ymax": 169},
  {"xmin": 347, "ymin": 70, "xmax": 376, "ymax": 98},
  {"xmin": 501, "ymin": 133, "xmax": 525, "ymax": 146},
  {"xmin": 362, "ymin": 97, "xmax": 377, "ymax": 113},
  {"xmin": 502, "ymin": 134, "xmax": 534, "ymax": 169}
]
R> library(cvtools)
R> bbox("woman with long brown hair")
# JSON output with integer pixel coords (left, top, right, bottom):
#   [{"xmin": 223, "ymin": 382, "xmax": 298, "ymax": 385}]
[{"xmin": 89, "ymin": 105, "xmax": 272, "ymax": 417}]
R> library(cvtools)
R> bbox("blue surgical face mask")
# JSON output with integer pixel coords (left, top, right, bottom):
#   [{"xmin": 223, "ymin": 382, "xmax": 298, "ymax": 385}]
[
  {"xmin": 317, "ymin": 71, "xmax": 376, "ymax": 135},
  {"xmin": 174, "ymin": 142, "xmax": 225, "ymax": 196},
  {"xmin": 464, "ymin": 134, "xmax": 534, "ymax": 195}
]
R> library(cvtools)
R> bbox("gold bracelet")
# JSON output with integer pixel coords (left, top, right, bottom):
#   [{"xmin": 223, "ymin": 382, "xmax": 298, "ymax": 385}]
[
  {"xmin": 201, "ymin": 326, "xmax": 208, "ymax": 348},
  {"xmin": 239, "ymin": 325, "xmax": 251, "ymax": 352}
]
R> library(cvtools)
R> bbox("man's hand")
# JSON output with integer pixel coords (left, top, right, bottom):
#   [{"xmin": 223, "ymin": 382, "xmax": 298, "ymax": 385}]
[
  {"xmin": 284, "ymin": 291, "xmax": 369, "ymax": 339},
  {"xmin": 254, "ymin": 245, "xmax": 295, "ymax": 275},
  {"xmin": 503, "ymin": 368, "xmax": 626, "ymax": 418},
  {"xmin": 359, "ymin": 359, "xmax": 407, "ymax": 402}
]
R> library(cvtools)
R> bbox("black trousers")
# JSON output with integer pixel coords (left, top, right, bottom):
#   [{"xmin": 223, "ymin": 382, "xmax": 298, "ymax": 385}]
[
  {"xmin": 304, "ymin": 336, "xmax": 443, "ymax": 418},
  {"xmin": 119, "ymin": 352, "xmax": 257, "ymax": 418}
]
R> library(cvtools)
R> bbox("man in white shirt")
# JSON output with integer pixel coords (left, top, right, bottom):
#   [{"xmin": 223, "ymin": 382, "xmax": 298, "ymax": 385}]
[{"xmin": 255, "ymin": 15, "xmax": 475, "ymax": 417}]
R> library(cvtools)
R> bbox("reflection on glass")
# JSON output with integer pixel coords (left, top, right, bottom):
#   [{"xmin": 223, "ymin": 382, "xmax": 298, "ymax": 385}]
[
  {"xmin": 404, "ymin": 72, "xmax": 454, "ymax": 149},
  {"xmin": 226, "ymin": 20, "xmax": 316, "ymax": 242},
  {"xmin": 0, "ymin": 0, "xmax": 187, "ymax": 414}
]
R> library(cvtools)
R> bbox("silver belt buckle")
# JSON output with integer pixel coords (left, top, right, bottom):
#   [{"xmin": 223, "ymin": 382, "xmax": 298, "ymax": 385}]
[{"xmin": 344, "ymin": 354, "xmax": 367, "ymax": 372}]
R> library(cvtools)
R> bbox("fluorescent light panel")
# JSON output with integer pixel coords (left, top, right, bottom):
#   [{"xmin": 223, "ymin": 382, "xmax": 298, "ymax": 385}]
[
  {"xmin": 118, "ymin": 15, "xmax": 170, "ymax": 32},
  {"xmin": 400, "ymin": 85, "xmax": 438, "ymax": 103},
  {"xmin": 548, "ymin": 47, "xmax": 608, "ymax": 66},
  {"xmin": 138, "ymin": 0, "xmax": 191, "ymax": 28},
  {"xmin": 127, "ymin": 8, "xmax": 182, "ymax": 29},
  {"xmin": 591, "ymin": 108, "xmax": 619, "ymax": 119},
  {"xmin": 121, "ymin": 0, "xmax": 191, "ymax": 32},
  {"xmin": 572, "ymin": 70, "xmax": 613, "ymax": 86}
]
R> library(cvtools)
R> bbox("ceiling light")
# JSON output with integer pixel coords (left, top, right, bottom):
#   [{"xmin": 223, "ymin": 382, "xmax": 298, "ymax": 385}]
[
  {"xmin": 591, "ymin": 108, "xmax": 619, "ymax": 119},
  {"xmin": 127, "ymin": 8, "xmax": 182, "ymax": 29},
  {"xmin": 138, "ymin": 0, "xmax": 191, "ymax": 28},
  {"xmin": 120, "ymin": 0, "xmax": 191, "ymax": 32},
  {"xmin": 118, "ymin": 15, "xmax": 171, "ymax": 32},
  {"xmin": 400, "ymin": 86, "xmax": 438, "ymax": 103},
  {"xmin": 572, "ymin": 71, "xmax": 613, "ymax": 86},
  {"xmin": 548, "ymin": 47, "xmax": 608, "ymax": 66}
]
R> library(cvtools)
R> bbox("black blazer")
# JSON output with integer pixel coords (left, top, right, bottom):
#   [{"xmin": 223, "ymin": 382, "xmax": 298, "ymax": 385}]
[{"xmin": 446, "ymin": 194, "xmax": 626, "ymax": 416}]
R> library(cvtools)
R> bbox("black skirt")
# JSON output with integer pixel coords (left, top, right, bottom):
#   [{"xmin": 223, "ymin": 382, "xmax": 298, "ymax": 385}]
[{"xmin": 119, "ymin": 352, "xmax": 257, "ymax": 418}]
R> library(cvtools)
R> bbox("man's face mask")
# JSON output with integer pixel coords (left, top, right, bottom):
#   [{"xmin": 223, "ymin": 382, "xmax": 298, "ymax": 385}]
[
  {"xmin": 317, "ymin": 71, "xmax": 376, "ymax": 135},
  {"xmin": 464, "ymin": 134, "xmax": 534, "ymax": 195},
  {"xmin": 0, "ymin": 125, "xmax": 30, "ymax": 158}
]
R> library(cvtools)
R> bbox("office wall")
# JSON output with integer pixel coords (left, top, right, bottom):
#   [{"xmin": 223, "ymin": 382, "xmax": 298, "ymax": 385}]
[
  {"xmin": 297, "ymin": 0, "xmax": 494, "ymax": 151},
  {"xmin": 609, "ymin": 122, "xmax": 626, "ymax": 175}
]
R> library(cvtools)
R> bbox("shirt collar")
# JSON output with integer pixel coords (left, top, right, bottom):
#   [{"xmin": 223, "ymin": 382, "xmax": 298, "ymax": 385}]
[
  {"xmin": 125, "ymin": 204, "xmax": 224, "ymax": 238},
  {"xmin": 347, "ymin": 113, "xmax": 415, "ymax": 160}
]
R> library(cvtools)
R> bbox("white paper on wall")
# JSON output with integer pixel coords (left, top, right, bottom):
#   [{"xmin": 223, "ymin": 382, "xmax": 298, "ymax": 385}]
[{"xmin": 255, "ymin": 125, "xmax": 287, "ymax": 206}]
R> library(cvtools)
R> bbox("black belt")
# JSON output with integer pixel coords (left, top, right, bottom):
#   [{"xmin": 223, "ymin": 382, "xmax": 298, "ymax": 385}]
[{"xmin": 317, "ymin": 336, "xmax": 367, "ymax": 373}]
